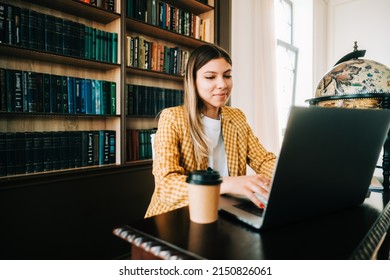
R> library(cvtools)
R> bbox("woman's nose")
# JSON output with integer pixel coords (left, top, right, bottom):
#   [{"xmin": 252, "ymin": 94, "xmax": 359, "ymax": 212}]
[{"xmin": 216, "ymin": 76, "xmax": 227, "ymax": 89}]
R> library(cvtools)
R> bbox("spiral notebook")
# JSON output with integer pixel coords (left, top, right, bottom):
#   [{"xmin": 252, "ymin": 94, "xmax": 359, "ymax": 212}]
[{"xmin": 219, "ymin": 106, "xmax": 390, "ymax": 230}]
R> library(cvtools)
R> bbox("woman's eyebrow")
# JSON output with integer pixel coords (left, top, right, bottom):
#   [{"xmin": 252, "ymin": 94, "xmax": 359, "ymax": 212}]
[{"xmin": 202, "ymin": 69, "xmax": 232, "ymax": 74}]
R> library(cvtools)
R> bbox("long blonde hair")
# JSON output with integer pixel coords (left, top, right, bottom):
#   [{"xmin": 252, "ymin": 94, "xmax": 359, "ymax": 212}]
[{"xmin": 184, "ymin": 44, "xmax": 232, "ymax": 166}]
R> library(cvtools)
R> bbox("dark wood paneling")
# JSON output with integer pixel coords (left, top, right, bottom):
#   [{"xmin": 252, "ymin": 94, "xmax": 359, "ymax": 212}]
[{"xmin": 0, "ymin": 164, "xmax": 154, "ymax": 259}]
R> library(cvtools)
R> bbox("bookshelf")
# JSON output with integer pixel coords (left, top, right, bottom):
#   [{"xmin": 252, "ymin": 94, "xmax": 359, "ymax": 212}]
[
  {"xmin": 124, "ymin": 0, "xmax": 215, "ymax": 163},
  {"xmin": 0, "ymin": 0, "xmax": 217, "ymax": 178},
  {"xmin": 0, "ymin": 0, "xmax": 121, "ymax": 178}
]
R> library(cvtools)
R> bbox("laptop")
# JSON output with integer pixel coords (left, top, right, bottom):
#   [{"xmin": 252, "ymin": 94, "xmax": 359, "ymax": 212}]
[{"xmin": 219, "ymin": 106, "xmax": 390, "ymax": 230}]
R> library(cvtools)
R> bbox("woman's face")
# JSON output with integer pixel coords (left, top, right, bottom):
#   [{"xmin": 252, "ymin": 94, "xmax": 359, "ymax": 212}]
[{"xmin": 196, "ymin": 57, "xmax": 232, "ymax": 116}]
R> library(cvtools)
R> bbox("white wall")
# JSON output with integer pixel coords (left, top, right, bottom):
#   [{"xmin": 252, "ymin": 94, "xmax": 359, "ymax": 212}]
[
  {"xmin": 327, "ymin": 0, "xmax": 390, "ymax": 70},
  {"xmin": 230, "ymin": 0, "xmax": 256, "ymax": 130}
]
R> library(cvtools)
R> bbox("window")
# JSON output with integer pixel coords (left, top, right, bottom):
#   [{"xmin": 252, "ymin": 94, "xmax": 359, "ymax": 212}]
[{"xmin": 275, "ymin": 0, "xmax": 299, "ymax": 140}]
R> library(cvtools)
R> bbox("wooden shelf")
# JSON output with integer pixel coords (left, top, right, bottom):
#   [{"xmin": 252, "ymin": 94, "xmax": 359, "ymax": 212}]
[
  {"xmin": 126, "ymin": 18, "xmax": 208, "ymax": 49},
  {"xmin": 126, "ymin": 66, "xmax": 184, "ymax": 81},
  {"xmin": 164, "ymin": 0, "xmax": 214, "ymax": 14},
  {"xmin": 0, "ymin": 44, "xmax": 120, "ymax": 71}
]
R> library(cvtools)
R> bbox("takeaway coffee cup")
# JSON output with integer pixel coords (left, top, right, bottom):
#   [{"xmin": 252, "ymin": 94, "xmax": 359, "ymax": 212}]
[{"xmin": 186, "ymin": 168, "xmax": 223, "ymax": 224}]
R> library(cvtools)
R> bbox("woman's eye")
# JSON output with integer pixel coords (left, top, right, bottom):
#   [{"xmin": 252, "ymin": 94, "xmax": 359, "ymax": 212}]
[
  {"xmin": 204, "ymin": 76, "xmax": 215, "ymax": 79},
  {"xmin": 225, "ymin": 75, "xmax": 232, "ymax": 79}
]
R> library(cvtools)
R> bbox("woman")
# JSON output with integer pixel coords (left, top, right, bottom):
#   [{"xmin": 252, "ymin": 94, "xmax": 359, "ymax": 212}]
[{"xmin": 145, "ymin": 44, "xmax": 276, "ymax": 218}]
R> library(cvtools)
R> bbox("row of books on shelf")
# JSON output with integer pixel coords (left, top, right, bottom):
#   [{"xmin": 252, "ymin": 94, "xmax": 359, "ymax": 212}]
[
  {"xmin": 78, "ymin": 0, "xmax": 116, "ymax": 12},
  {"xmin": 127, "ymin": 84, "xmax": 183, "ymax": 116},
  {"xmin": 126, "ymin": 35, "xmax": 189, "ymax": 75},
  {"xmin": 0, "ymin": 130, "xmax": 116, "ymax": 177},
  {"xmin": 126, "ymin": 128, "xmax": 156, "ymax": 161},
  {"xmin": 0, "ymin": 68, "xmax": 116, "ymax": 115},
  {"xmin": 0, "ymin": 2, "xmax": 118, "ymax": 63},
  {"xmin": 127, "ymin": 0, "xmax": 211, "ymax": 41}
]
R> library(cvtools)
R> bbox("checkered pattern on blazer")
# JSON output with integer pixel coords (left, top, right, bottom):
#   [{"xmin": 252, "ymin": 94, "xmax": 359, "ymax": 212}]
[{"xmin": 145, "ymin": 105, "xmax": 276, "ymax": 218}]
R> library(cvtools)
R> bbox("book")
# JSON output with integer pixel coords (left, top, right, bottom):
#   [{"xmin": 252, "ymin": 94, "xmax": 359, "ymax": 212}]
[
  {"xmin": 14, "ymin": 6, "xmax": 21, "ymax": 46},
  {"xmin": 32, "ymin": 132, "xmax": 44, "ymax": 173},
  {"xmin": 50, "ymin": 74, "xmax": 63, "ymax": 113},
  {"xmin": 42, "ymin": 131, "xmax": 53, "ymax": 171},
  {"xmin": 27, "ymin": 71, "xmax": 38, "ymax": 112},
  {"xmin": 93, "ymin": 79, "xmax": 102, "ymax": 114},
  {"xmin": 92, "ymin": 130, "xmax": 100, "ymax": 166},
  {"xmin": 84, "ymin": 79, "xmax": 92, "ymax": 114},
  {"xmin": 42, "ymin": 73, "xmax": 51, "ymax": 113},
  {"xmin": 0, "ymin": 3, "xmax": 5, "ymax": 43},
  {"xmin": 52, "ymin": 131, "xmax": 61, "ymax": 170},
  {"xmin": 22, "ymin": 70, "xmax": 28, "ymax": 112},
  {"xmin": 44, "ymin": 14, "xmax": 57, "ymax": 53},
  {"xmin": 0, "ymin": 68, "xmax": 6, "ymax": 111},
  {"xmin": 61, "ymin": 74, "xmax": 69, "ymax": 113},
  {"xmin": 110, "ymin": 81, "xmax": 116, "ymax": 115},
  {"xmin": 67, "ymin": 76, "xmax": 75, "ymax": 114},
  {"xmin": 81, "ymin": 131, "xmax": 93, "ymax": 166},
  {"xmin": 72, "ymin": 131, "xmax": 82, "ymax": 168},
  {"xmin": 127, "ymin": 84, "xmax": 134, "ymax": 115},
  {"xmin": 28, "ymin": 9, "xmax": 45, "ymax": 51},
  {"xmin": 101, "ymin": 80, "xmax": 110, "ymax": 115},
  {"xmin": 5, "ymin": 132, "xmax": 16, "ymax": 176},
  {"xmin": 109, "ymin": 130, "xmax": 116, "ymax": 163},
  {"xmin": 74, "ymin": 77, "xmax": 82, "ymax": 113},
  {"xmin": 35, "ymin": 72, "xmax": 44, "ymax": 112},
  {"xmin": 5, "ymin": 4, "xmax": 15, "ymax": 45},
  {"xmin": 24, "ymin": 132, "xmax": 34, "ymax": 174},
  {"xmin": 19, "ymin": 8, "xmax": 29, "ymax": 48},
  {"xmin": 13, "ymin": 70, "xmax": 23, "ymax": 112},
  {"xmin": 0, "ymin": 132, "xmax": 5, "ymax": 176},
  {"xmin": 14, "ymin": 132, "xmax": 26, "ymax": 175},
  {"xmin": 62, "ymin": 19, "xmax": 73, "ymax": 57},
  {"xmin": 5, "ymin": 69, "xmax": 14, "ymax": 112},
  {"xmin": 112, "ymin": 32, "xmax": 118, "ymax": 63},
  {"xmin": 99, "ymin": 130, "xmax": 110, "ymax": 165},
  {"xmin": 80, "ymin": 79, "xmax": 86, "ymax": 114},
  {"xmin": 59, "ymin": 131, "xmax": 70, "ymax": 169}
]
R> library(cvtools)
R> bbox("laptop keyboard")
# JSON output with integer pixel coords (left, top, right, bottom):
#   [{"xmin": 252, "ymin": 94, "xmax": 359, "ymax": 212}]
[{"xmin": 234, "ymin": 201, "xmax": 264, "ymax": 217}]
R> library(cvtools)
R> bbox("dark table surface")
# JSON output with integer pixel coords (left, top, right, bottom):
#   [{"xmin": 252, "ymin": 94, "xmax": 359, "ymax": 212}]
[{"xmin": 114, "ymin": 190, "xmax": 390, "ymax": 260}]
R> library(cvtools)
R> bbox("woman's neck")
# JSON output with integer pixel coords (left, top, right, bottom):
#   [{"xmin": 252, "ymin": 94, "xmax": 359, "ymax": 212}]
[{"xmin": 203, "ymin": 108, "xmax": 220, "ymax": 120}]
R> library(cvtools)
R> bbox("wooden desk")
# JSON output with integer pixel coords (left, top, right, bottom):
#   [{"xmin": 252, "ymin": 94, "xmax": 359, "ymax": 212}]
[{"xmin": 113, "ymin": 191, "xmax": 390, "ymax": 260}]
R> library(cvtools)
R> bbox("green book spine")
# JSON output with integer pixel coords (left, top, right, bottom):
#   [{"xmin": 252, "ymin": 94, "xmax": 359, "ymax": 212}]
[
  {"xmin": 24, "ymin": 132, "xmax": 34, "ymax": 174},
  {"xmin": 27, "ymin": 71, "xmax": 37, "ymax": 112},
  {"xmin": 92, "ymin": 130, "xmax": 99, "ymax": 166},
  {"xmin": 42, "ymin": 73, "xmax": 51, "ymax": 113},
  {"xmin": 67, "ymin": 77, "xmax": 74, "ymax": 114},
  {"xmin": 52, "ymin": 131, "xmax": 61, "ymax": 170},
  {"xmin": 109, "ymin": 130, "xmax": 116, "ymax": 164},
  {"xmin": 14, "ymin": 132, "xmax": 26, "ymax": 175},
  {"xmin": 32, "ymin": 132, "xmax": 43, "ymax": 173},
  {"xmin": 42, "ymin": 131, "xmax": 53, "ymax": 171},
  {"xmin": 62, "ymin": 75, "xmax": 68, "ymax": 113},
  {"xmin": 0, "ymin": 68, "xmax": 6, "ymax": 111},
  {"xmin": 35, "ymin": 72, "xmax": 43, "ymax": 112},
  {"xmin": 13, "ymin": 70, "xmax": 23, "ymax": 112},
  {"xmin": 84, "ymin": 25, "xmax": 91, "ymax": 59},
  {"xmin": 21, "ymin": 70, "xmax": 28, "ymax": 112},
  {"xmin": 110, "ymin": 81, "xmax": 116, "ymax": 115},
  {"xmin": 0, "ymin": 132, "xmax": 6, "ymax": 176},
  {"xmin": 5, "ymin": 69, "xmax": 15, "ymax": 112},
  {"xmin": 60, "ymin": 131, "xmax": 70, "ymax": 170},
  {"xmin": 5, "ymin": 132, "xmax": 16, "ymax": 175},
  {"xmin": 99, "ymin": 130, "xmax": 110, "ymax": 165},
  {"xmin": 112, "ymin": 32, "xmax": 118, "ymax": 63}
]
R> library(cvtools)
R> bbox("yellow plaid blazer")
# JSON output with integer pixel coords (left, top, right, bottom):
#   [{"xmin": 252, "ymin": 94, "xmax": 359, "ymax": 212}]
[{"xmin": 145, "ymin": 105, "xmax": 276, "ymax": 217}]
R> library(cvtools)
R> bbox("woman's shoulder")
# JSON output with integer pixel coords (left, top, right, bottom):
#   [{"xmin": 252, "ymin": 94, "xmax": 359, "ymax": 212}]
[
  {"xmin": 221, "ymin": 106, "xmax": 247, "ymax": 119},
  {"xmin": 158, "ymin": 106, "xmax": 185, "ymax": 121}
]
